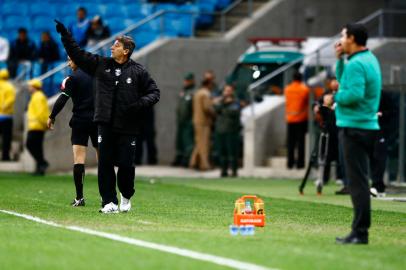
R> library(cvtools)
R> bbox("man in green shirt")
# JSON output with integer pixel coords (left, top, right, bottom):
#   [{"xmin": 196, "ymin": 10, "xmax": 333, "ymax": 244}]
[{"xmin": 325, "ymin": 23, "xmax": 381, "ymax": 245}]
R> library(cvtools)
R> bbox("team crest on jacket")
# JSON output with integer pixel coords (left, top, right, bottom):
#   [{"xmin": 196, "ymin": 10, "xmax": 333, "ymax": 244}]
[
  {"xmin": 98, "ymin": 135, "xmax": 102, "ymax": 143},
  {"xmin": 115, "ymin": 69, "xmax": 121, "ymax": 76},
  {"xmin": 126, "ymin": 77, "xmax": 132, "ymax": 84}
]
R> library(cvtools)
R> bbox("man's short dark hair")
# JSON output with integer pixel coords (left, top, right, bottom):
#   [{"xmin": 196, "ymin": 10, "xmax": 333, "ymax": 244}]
[
  {"xmin": 77, "ymin": 7, "xmax": 87, "ymax": 14},
  {"xmin": 116, "ymin": 35, "xmax": 136, "ymax": 57},
  {"xmin": 18, "ymin": 27, "xmax": 27, "ymax": 34},
  {"xmin": 345, "ymin": 23, "xmax": 368, "ymax": 46},
  {"xmin": 293, "ymin": 71, "xmax": 302, "ymax": 81}
]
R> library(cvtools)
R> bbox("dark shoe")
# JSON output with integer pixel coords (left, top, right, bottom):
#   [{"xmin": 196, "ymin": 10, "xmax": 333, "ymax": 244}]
[
  {"xmin": 38, "ymin": 161, "xmax": 49, "ymax": 176},
  {"xmin": 220, "ymin": 171, "xmax": 228, "ymax": 177},
  {"xmin": 335, "ymin": 186, "xmax": 350, "ymax": 195},
  {"xmin": 231, "ymin": 171, "xmax": 238, "ymax": 177},
  {"xmin": 71, "ymin": 198, "xmax": 85, "ymax": 207},
  {"xmin": 336, "ymin": 233, "xmax": 368, "ymax": 245}
]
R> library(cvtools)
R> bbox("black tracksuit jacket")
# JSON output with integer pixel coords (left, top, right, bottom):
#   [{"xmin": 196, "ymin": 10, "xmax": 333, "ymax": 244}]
[{"xmin": 60, "ymin": 32, "xmax": 160, "ymax": 135}]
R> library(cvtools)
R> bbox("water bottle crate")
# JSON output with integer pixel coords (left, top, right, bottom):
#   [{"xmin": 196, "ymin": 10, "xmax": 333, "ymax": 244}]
[{"xmin": 233, "ymin": 195, "xmax": 266, "ymax": 227}]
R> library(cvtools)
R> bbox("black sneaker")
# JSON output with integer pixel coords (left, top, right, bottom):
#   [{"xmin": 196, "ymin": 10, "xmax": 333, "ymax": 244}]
[
  {"xmin": 71, "ymin": 198, "xmax": 85, "ymax": 207},
  {"xmin": 336, "ymin": 233, "xmax": 368, "ymax": 245},
  {"xmin": 335, "ymin": 186, "xmax": 350, "ymax": 195}
]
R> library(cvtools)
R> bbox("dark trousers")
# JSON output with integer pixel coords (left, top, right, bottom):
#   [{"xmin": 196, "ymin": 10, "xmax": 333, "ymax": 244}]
[
  {"xmin": 287, "ymin": 121, "xmax": 307, "ymax": 168},
  {"xmin": 340, "ymin": 128, "xmax": 378, "ymax": 237},
  {"xmin": 217, "ymin": 132, "xmax": 239, "ymax": 174},
  {"xmin": 173, "ymin": 121, "xmax": 194, "ymax": 166},
  {"xmin": 26, "ymin": 130, "xmax": 47, "ymax": 168},
  {"xmin": 97, "ymin": 125, "xmax": 136, "ymax": 206},
  {"xmin": 0, "ymin": 118, "xmax": 13, "ymax": 160},
  {"xmin": 370, "ymin": 133, "xmax": 387, "ymax": 192},
  {"xmin": 135, "ymin": 122, "xmax": 158, "ymax": 165}
]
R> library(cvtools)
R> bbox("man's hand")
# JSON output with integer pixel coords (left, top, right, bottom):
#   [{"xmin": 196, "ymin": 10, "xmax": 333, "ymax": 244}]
[
  {"xmin": 334, "ymin": 41, "xmax": 344, "ymax": 59},
  {"xmin": 323, "ymin": 94, "xmax": 334, "ymax": 107},
  {"xmin": 54, "ymin": 19, "xmax": 68, "ymax": 35},
  {"xmin": 47, "ymin": 118, "xmax": 55, "ymax": 130}
]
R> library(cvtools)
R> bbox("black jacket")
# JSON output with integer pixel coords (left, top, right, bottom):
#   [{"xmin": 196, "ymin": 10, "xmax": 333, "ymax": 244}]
[
  {"xmin": 50, "ymin": 69, "xmax": 95, "ymax": 128},
  {"xmin": 60, "ymin": 32, "xmax": 160, "ymax": 135}
]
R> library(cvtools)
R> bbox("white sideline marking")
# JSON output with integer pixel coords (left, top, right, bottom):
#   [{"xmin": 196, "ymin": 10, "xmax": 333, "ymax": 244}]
[{"xmin": 0, "ymin": 209, "xmax": 275, "ymax": 270}]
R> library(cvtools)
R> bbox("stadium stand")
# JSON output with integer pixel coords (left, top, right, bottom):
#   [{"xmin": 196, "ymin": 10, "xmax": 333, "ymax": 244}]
[{"xmin": 0, "ymin": 0, "xmax": 236, "ymax": 95}]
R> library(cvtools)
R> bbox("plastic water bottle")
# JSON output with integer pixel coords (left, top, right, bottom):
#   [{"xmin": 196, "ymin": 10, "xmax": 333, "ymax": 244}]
[
  {"xmin": 245, "ymin": 201, "xmax": 252, "ymax": 214},
  {"xmin": 229, "ymin": 225, "xmax": 239, "ymax": 236},
  {"xmin": 245, "ymin": 225, "xmax": 255, "ymax": 236}
]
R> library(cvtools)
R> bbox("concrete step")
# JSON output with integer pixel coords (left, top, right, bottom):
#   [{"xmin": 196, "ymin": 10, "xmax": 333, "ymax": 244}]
[
  {"xmin": 0, "ymin": 161, "xmax": 23, "ymax": 172},
  {"xmin": 274, "ymin": 147, "xmax": 287, "ymax": 156},
  {"xmin": 267, "ymin": 156, "xmax": 287, "ymax": 168}
]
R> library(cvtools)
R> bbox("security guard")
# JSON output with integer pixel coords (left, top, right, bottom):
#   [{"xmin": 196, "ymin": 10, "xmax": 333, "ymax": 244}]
[
  {"xmin": 172, "ymin": 72, "xmax": 195, "ymax": 167},
  {"xmin": 189, "ymin": 79, "xmax": 215, "ymax": 170},
  {"xmin": 55, "ymin": 20, "xmax": 160, "ymax": 214},
  {"xmin": 26, "ymin": 79, "xmax": 50, "ymax": 175},
  {"xmin": 0, "ymin": 69, "xmax": 16, "ymax": 161},
  {"xmin": 47, "ymin": 57, "xmax": 97, "ymax": 207},
  {"xmin": 214, "ymin": 85, "xmax": 241, "ymax": 177}
]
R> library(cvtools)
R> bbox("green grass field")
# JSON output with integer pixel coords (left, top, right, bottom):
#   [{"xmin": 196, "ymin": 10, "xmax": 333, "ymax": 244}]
[{"xmin": 0, "ymin": 173, "xmax": 405, "ymax": 270}]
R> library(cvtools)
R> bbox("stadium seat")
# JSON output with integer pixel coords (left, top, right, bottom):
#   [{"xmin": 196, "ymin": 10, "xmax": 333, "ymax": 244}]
[
  {"xmin": 129, "ymin": 3, "xmax": 154, "ymax": 17},
  {"xmin": 167, "ymin": 16, "xmax": 194, "ymax": 37},
  {"xmin": 196, "ymin": 2, "xmax": 216, "ymax": 27},
  {"xmin": 3, "ymin": 16, "xmax": 31, "ymax": 31},
  {"xmin": 1, "ymin": 3, "xmax": 29, "ymax": 17},
  {"xmin": 216, "ymin": 0, "xmax": 233, "ymax": 10},
  {"xmin": 106, "ymin": 17, "xmax": 125, "ymax": 34},
  {"xmin": 132, "ymin": 31, "xmax": 159, "ymax": 49},
  {"xmin": 99, "ymin": 4, "xmax": 128, "ymax": 18},
  {"xmin": 30, "ymin": 3, "xmax": 56, "ymax": 17},
  {"xmin": 33, "ymin": 16, "xmax": 53, "ymax": 33}
]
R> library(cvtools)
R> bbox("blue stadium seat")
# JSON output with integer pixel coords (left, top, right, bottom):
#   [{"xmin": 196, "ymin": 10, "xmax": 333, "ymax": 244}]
[
  {"xmin": 127, "ymin": 3, "xmax": 154, "ymax": 17},
  {"xmin": 1, "ymin": 3, "xmax": 29, "ymax": 16},
  {"xmin": 132, "ymin": 31, "xmax": 159, "ymax": 49},
  {"xmin": 101, "ymin": 4, "xmax": 128, "ymax": 18},
  {"xmin": 196, "ymin": 2, "xmax": 216, "ymax": 27},
  {"xmin": 106, "ymin": 17, "xmax": 125, "ymax": 34},
  {"xmin": 30, "ymin": 3, "xmax": 56, "ymax": 17},
  {"xmin": 3, "ymin": 16, "xmax": 31, "ymax": 31},
  {"xmin": 167, "ymin": 16, "xmax": 194, "ymax": 37},
  {"xmin": 216, "ymin": 0, "xmax": 233, "ymax": 10},
  {"xmin": 137, "ymin": 18, "xmax": 161, "ymax": 33},
  {"xmin": 33, "ymin": 16, "xmax": 53, "ymax": 32}
]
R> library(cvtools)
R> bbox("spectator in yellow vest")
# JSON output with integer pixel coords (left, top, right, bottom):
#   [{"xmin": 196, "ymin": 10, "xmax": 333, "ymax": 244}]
[
  {"xmin": 0, "ymin": 69, "xmax": 16, "ymax": 161},
  {"xmin": 26, "ymin": 79, "xmax": 50, "ymax": 175}
]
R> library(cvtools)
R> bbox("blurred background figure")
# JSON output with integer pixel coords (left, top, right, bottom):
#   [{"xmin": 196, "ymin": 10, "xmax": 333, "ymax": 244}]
[
  {"xmin": 135, "ymin": 107, "xmax": 158, "ymax": 166},
  {"xmin": 204, "ymin": 70, "xmax": 220, "ymax": 97},
  {"xmin": 189, "ymin": 79, "xmax": 215, "ymax": 171},
  {"xmin": 26, "ymin": 79, "xmax": 49, "ymax": 175},
  {"xmin": 38, "ymin": 31, "xmax": 60, "ymax": 75},
  {"xmin": 214, "ymin": 84, "xmax": 241, "ymax": 177},
  {"xmin": 86, "ymin": 15, "xmax": 111, "ymax": 48},
  {"xmin": 172, "ymin": 72, "xmax": 195, "ymax": 167},
  {"xmin": 7, "ymin": 28, "xmax": 37, "ymax": 79},
  {"xmin": 69, "ymin": 7, "xmax": 90, "ymax": 48},
  {"xmin": 284, "ymin": 71, "xmax": 309, "ymax": 169},
  {"xmin": 0, "ymin": 69, "xmax": 16, "ymax": 161}
]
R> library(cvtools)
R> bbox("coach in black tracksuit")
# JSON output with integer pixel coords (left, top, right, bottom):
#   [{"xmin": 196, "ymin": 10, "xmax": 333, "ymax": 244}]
[
  {"xmin": 48, "ymin": 57, "xmax": 97, "ymax": 207},
  {"xmin": 55, "ymin": 20, "xmax": 160, "ymax": 213}
]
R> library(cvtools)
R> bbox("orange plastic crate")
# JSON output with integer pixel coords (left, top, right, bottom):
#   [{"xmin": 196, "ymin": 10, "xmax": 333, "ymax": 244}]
[{"xmin": 233, "ymin": 195, "xmax": 266, "ymax": 227}]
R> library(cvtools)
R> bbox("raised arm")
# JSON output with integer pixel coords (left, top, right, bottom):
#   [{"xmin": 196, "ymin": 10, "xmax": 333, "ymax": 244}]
[{"xmin": 55, "ymin": 20, "xmax": 100, "ymax": 76}]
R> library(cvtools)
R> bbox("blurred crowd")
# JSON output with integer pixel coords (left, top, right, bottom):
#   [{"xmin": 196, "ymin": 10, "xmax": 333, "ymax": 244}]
[{"xmin": 0, "ymin": 7, "xmax": 111, "ymax": 80}]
